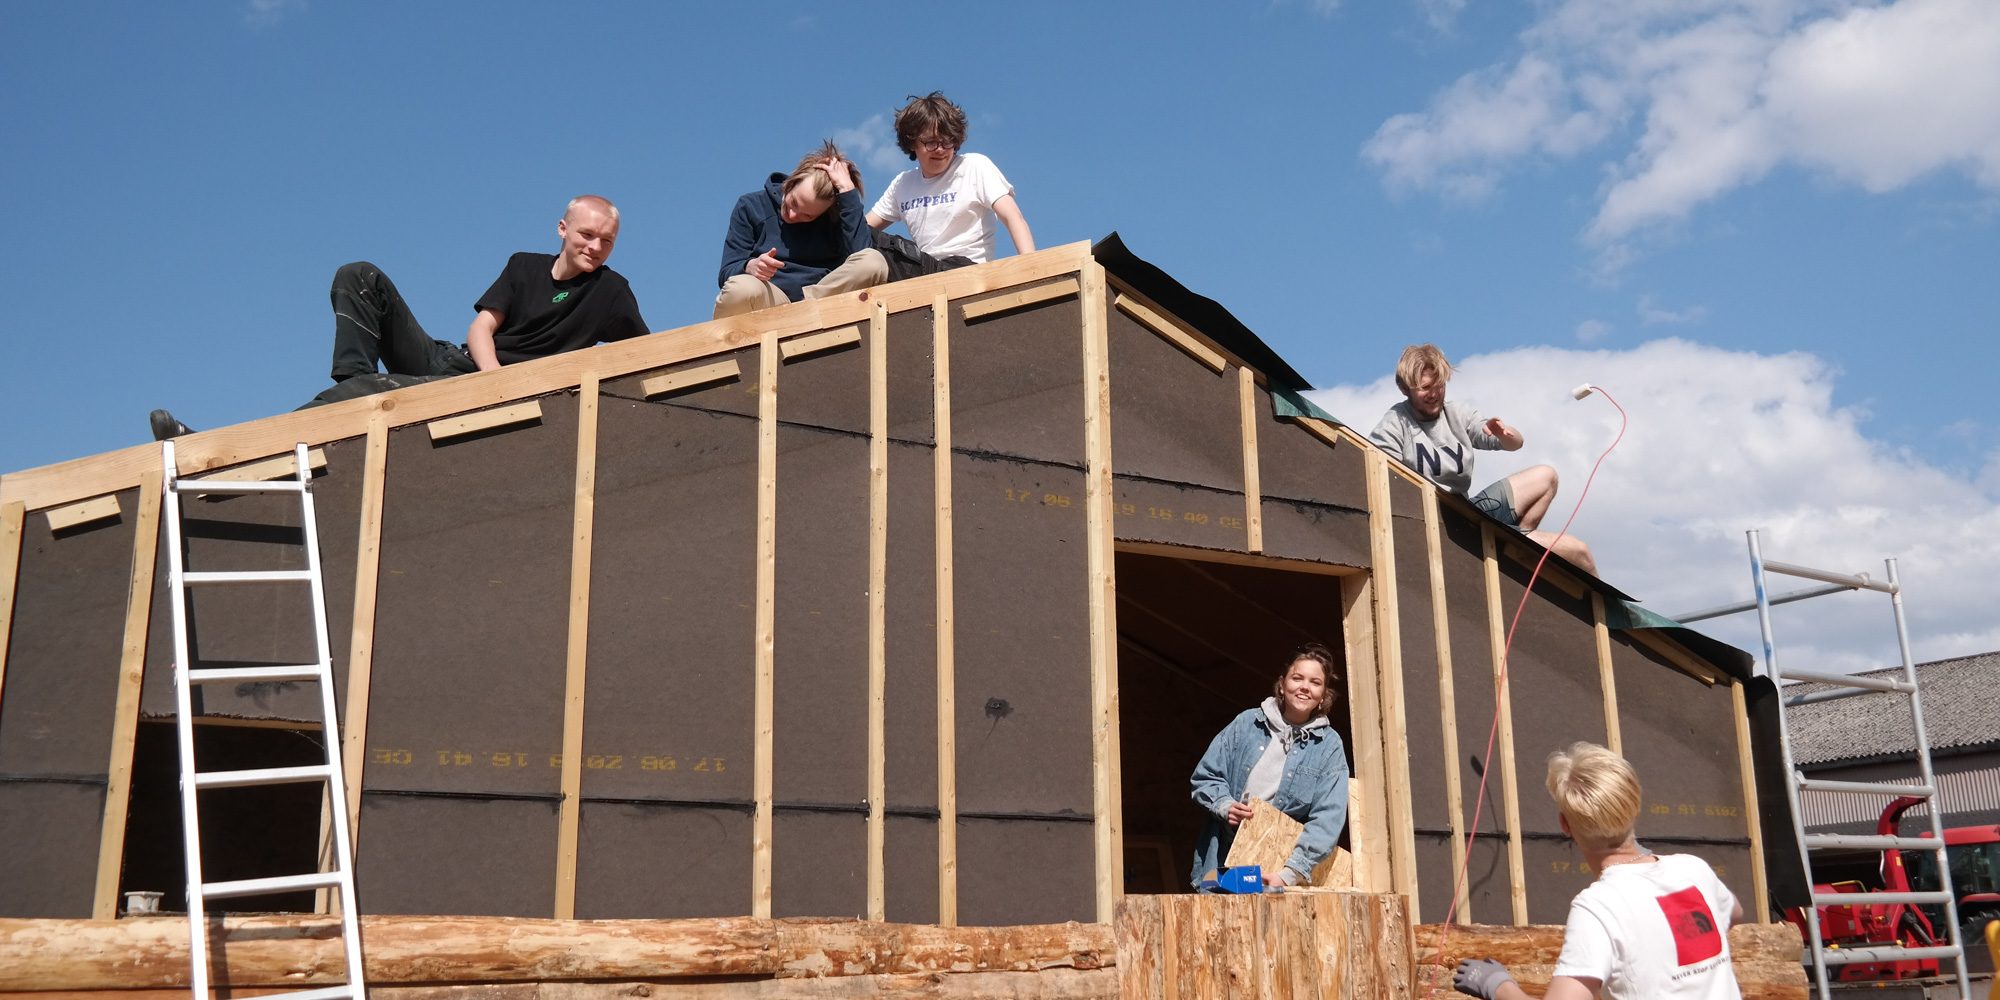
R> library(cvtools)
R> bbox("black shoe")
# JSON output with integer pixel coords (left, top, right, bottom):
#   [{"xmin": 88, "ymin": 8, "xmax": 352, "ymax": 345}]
[{"xmin": 149, "ymin": 409, "xmax": 195, "ymax": 441}]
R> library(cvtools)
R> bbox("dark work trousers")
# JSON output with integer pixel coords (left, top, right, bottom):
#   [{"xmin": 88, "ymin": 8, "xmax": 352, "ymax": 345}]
[{"xmin": 328, "ymin": 261, "xmax": 479, "ymax": 382}]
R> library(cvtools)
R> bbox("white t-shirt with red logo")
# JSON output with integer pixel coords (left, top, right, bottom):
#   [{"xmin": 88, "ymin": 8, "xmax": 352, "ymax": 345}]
[{"xmin": 1553, "ymin": 854, "xmax": 1742, "ymax": 1000}]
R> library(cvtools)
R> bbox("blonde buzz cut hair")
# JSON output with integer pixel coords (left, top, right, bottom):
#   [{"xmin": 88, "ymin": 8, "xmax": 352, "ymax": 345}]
[
  {"xmin": 1394, "ymin": 343, "xmax": 1452, "ymax": 394},
  {"xmin": 1545, "ymin": 742, "xmax": 1642, "ymax": 850}
]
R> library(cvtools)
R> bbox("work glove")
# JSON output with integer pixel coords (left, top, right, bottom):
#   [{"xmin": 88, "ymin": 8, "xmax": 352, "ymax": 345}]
[{"xmin": 1452, "ymin": 957, "xmax": 1515, "ymax": 999}]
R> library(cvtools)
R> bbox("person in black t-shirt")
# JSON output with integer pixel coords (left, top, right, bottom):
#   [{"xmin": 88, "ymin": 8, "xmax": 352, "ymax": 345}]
[{"xmin": 149, "ymin": 195, "xmax": 650, "ymax": 439}]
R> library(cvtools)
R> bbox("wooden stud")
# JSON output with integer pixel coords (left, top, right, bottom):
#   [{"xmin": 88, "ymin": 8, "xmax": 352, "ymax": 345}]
[
  {"xmin": 44, "ymin": 493, "xmax": 121, "ymax": 532},
  {"xmin": 1237, "ymin": 366, "xmax": 1264, "ymax": 554},
  {"xmin": 753, "ymin": 333, "xmax": 780, "ymax": 920},
  {"xmin": 959, "ymin": 277, "xmax": 1080, "ymax": 321},
  {"xmin": 340, "ymin": 415, "xmax": 390, "ymax": 849},
  {"xmin": 1626, "ymin": 628, "xmax": 1723, "ymax": 686},
  {"xmin": 1496, "ymin": 536, "xmax": 1588, "ymax": 599},
  {"xmin": 1112, "ymin": 293, "xmax": 1227, "ymax": 373},
  {"xmin": 930, "ymin": 294, "xmax": 958, "ymax": 926},
  {"xmin": 1732, "ymin": 680, "xmax": 1770, "ymax": 922},
  {"xmin": 0, "ymin": 501, "xmax": 23, "ymax": 715},
  {"xmin": 1421, "ymin": 487, "xmax": 1471, "ymax": 923},
  {"xmin": 426, "ymin": 400, "xmax": 543, "ymax": 443},
  {"xmin": 1111, "ymin": 539, "xmax": 1358, "ymax": 577},
  {"xmin": 90, "ymin": 469, "xmax": 161, "ymax": 919},
  {"xmin": 1481, "ymin": 525, "xmax": 1529, "ymax": 925},
  {"xmin": 639, "ymin": 359, "xmax": 739, "ymax": 399},
  {"xmin": 1363, "ymin": 450, "xmax": 1419, "ymax": 912},
  {"xmin": 778, "ymin": 324, "xmax": 862, "ymax": 361},
  {"xmin": 552, "ymin": 377, "xmax": 601, "ymax": 920},
  {"xmin": 1080, "ymin": 262, "xmax": 1121, "ymax": 922},
  {"xmin": 1339, "ymin": 574, "xmax": 1391, "ymax": 893},
  {"xmin": 190, "ymin": 448, "xmax": 327, "ymax": 488},
  {"xmin": 1590, "ymin": 593, "xmax": 1622, "ymax": 755},
  {"xmin": 865, "ymin": 303, "xmax": 889, "ymax": 922}
]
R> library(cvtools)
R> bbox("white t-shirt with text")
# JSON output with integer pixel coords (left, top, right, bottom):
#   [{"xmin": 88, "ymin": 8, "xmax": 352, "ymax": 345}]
[
  {"xmin": 1553, "ymin": 853, "xmax": 1742, "ymax": 1000},
  {"xmin": 870, "ymin": 152, "xmax": 1014, "ymax": 263}
]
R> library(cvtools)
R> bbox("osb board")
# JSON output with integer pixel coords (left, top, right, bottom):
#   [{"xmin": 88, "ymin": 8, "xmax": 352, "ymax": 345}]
[
  {"xmin": 1258, "ymin": 499, "xmax": 1371, "ymax": 568},
  {"xmin": 1253, "ymin": 385, "xmax": 1370, "ymax": 512},
  {"xmin": 949, "ymin": 456, "xmax": 1091, "ymax": 816},
  {"xmin": 771, "ymin": 807, "xmax": 866, "ymax": 918},
  {"xmin": 581, "ymin": 399, "xmax": 755, "ymax": 803},
  {"xmin": 361, "ymin": 394, "xmax": 578, "ymax": 797},
  {"xmin": 884, "ymin": 443, "xmax": 939, "ymax": 809},
  {"xmin": 773, "ymin": 427, "xmax": 868, "ymax": 805},
  {"xmin": 956, "ymin": 816, "xmax": 1096, "ymax": 926},
  {"xmin": 948, "ymin": 287, "xmax": 1086, "ymax": 467},
  {"xmin": 883, "ymin": 814, "xmax": 940, "ymax": 925},
  {"xmin": 1488, "ymin": 547, "xmax": 1606, "ymax": 837},
  {"xmin": 355, "ymin": 794, "xmax": 559, "ymax": 916},
  {"xmin": 602, "ymin": 346, "xmax": 758, "ymax": 419},
  {"xmin": 1608, "ymin": 636, "xmax": 1752, "ymax": 846},
  {"xmin": 1392, "ymin": 508, "xmax": 1448, "ymax": 832},
  {"xmin": 138, "ymin": 435, "xmax": 367, "ymax": 722},
  {"xmin": 1112, "ymin": 476, "xmax": 1250, "ymax": 551},
  {"xmin": 1106, "ymin": 307, "xmax": 1243, "ymax": 494},
  {"xmin": 574, "ymin": 802, "xmax": 752, "ymax": 918},
  {"xmin": 0, "ymin": 782, "xmax": 101, "ymax": 917},
  {"xmin": 0, "ymin": 486, "xmax": 135, "ymax": 776}
]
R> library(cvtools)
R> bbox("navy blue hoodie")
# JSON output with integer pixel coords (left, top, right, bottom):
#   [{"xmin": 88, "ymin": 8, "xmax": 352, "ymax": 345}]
[{"xmin": 716, "ymin": 173, "xmax": 872, "ymax": 302}]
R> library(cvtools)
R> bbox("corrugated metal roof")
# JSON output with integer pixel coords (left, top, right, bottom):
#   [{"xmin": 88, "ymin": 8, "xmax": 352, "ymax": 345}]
[{"xmin": 1786, "ymin": 651, "xmax": 2000, "ymax": 765}]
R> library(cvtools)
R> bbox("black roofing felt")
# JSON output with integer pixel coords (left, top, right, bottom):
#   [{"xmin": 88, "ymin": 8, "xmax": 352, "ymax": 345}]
[{"xmin": 1093, "ymin": 233, "xmax": 1313, "ymax": 392}]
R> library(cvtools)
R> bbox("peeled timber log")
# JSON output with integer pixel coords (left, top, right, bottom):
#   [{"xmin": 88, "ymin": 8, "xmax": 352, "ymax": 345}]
[
  {"xmin": 0, "ymin": 915, "xmax": 1110, "ymax": 991},
  {"xmin": 10, "ymin": 971, "xmax": 1118, "ymax": 1000},
  {"xmin": 1410, "ymin": 922, "xmax": 1807, "ymax": 1000},
  {"xmin": 1115, "ymin": 891, "xmax": 1413, "ymax": 1000}
]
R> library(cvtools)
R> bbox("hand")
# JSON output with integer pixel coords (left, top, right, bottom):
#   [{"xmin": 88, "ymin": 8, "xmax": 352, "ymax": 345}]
[
  {"xmin": 746, "ymin": 248, "xmax": 784, "ymax": 282},
  {"xmin": 819, "ymin": 158, "xmax": 855, "ymax": 193},
  {"xmin": 1452, "ymin": 958, "xmax": 1515, "ymax": 999},
  {"xmin": 1482, "ymin": 417, "xmax": 1509, "ymax": 438},
  {"xmin": 1224, "ymin": 800, "xmax": 1255, "ymax": 826}
]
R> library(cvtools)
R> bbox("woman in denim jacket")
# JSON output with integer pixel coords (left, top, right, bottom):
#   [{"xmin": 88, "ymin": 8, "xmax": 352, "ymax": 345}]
[{"xmin": 1189, "ymin": 643, "xmax": 1350, "ymax": 888}]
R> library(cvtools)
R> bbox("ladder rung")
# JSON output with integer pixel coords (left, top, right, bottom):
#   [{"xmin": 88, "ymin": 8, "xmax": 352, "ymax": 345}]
[
  {"xmin": 183, "ymin": 570, "xmax": 315, "ymax": 585},
  {"xmin": 261, "ymin": 988, "xmax": 353, "ymax": 1000},
  {"xmin": 1805, "ymin": 833, "xmax": 1940, "ymax": 851},
  {"xmin": 173, "ymin": 479, "xmax": 307, "ymax": 495},
  {"xmin": 186, "ymin": 664, "xmax": 326, "ymax": 685},
  {"xmin": 1819, "ymin": 944, "xmax": 1962, "ymax": 966},
  {"xmin": 1797, "ymin": 778, "xmax": 1934, "ymax": 798},
  {"xmin": 1779, "ymin": 668, "xmax": 1916, "ymax": 693},
  {"xmin": 1814, "ymin": 890, "xmax": 1954, "ymax": 907},
  {"xmin": 195, "ymin": 764, "xmax": 332, "ymax": 790},
  {"xmin": 203, "ymin": 871, "xmax": 343, "ymax": 899}
]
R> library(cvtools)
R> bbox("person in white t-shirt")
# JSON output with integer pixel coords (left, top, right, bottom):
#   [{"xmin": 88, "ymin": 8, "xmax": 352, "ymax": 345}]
[
  {"xmin": 866, "ymin": 91, "xmax": 1035, "ymax": 266},
  {"xmin": 1452, "ymin": 743, "xmax": 1745, "ymax": 1000}
]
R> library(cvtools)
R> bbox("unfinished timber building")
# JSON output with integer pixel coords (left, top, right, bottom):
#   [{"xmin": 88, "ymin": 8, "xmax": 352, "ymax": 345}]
[{"xmin": 0, "ymin": 238, "xmax": 1807, "ymax": 998}]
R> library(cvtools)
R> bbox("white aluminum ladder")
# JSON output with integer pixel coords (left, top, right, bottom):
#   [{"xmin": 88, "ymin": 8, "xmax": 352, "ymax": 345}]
[
  {"xmin": 1676, "ymin": 530, "xmax": 1969, "ymax": 1000},
  {"xmin": 161, "ymin": 440, "xmax": 366, "ymax": 1000}
]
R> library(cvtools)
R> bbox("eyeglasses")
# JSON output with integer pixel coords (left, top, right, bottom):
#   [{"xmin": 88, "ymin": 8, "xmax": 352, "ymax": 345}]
[{"xmin": 916, "ymin": 136, "xmax": 957, "ymax": 151}]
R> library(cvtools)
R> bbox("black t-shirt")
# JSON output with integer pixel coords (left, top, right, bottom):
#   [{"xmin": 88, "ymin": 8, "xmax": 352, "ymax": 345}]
[{"xmin": 474, "ymin": 252, "xmax": 648, "ymax": 365}]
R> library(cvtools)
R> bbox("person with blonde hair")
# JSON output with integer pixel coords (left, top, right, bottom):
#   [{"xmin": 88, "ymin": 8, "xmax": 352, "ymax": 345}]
[
  {"xmin": 713, "ymin": 141, "xmax": 887, "ymax": 319},
  {"xmin": 1368, "ymin": 344, "xmax": 1597, "ymax": 575},
  {"xmin": 1452, "ymin": 742, "xmax": 1744, "ymax": 1000}
]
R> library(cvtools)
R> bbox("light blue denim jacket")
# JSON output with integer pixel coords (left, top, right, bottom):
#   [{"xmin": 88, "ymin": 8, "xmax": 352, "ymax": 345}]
[{"xmin": 1188, "ymin": 704, "xmax": 1350, "ymax": 887}]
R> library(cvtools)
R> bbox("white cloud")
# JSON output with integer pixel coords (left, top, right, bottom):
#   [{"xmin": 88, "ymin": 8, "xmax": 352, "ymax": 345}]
[
  {"xmin": 1637, "ymin": 293, "xmax": 1708, "ymax": 325},
  {"xmin": 244, "ymin": 0, "xmax": 303, "ymax": 27},
  {"xmin": 1417, "ymin": 0, "xmax": 1469, "ymax": 33},
  {"xmin": 1364, "ymin": 0, "xmax": 2000, "ymax": 249},
  {"xmin": 1576, "ymin": 318, "xmax": 1613, "ymax": 342},
  {"xmin": 832, "ymin": 113, "xmax": 909, "ymax": 178},
  {"xmin": 1305, "ymin": 340, "xmax": 1998, "ymax": 673}
]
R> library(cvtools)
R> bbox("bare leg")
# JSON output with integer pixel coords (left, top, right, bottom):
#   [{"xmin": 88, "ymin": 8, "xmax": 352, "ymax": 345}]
[
  {"xmin": 1528, "ymin": 529, "xmax": 1597, "ymax": 576},
  {"xmin": 1504, "ymin": 465, "xmax": 1560, "ymax": 530}
]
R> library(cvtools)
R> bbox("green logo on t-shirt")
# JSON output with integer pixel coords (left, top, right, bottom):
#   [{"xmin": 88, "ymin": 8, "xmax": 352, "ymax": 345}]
[{"xmin": 551, "ymin": 291, "xmax": 570, "ymax": 304}]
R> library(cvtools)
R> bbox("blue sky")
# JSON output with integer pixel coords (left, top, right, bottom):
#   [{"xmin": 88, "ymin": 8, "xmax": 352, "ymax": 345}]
[{"xmin": 4, "ymin": 0, "xmax": 1996, "ymax": 669}]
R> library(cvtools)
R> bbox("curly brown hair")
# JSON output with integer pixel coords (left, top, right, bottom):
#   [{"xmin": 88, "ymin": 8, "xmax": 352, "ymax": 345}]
[
  {"xmin": 892, "ymin": 91, "xmax": 968, "ymax": 161},
  {"xmin": 1271, "ymin": 642, "xmax": 1342, "ymax": 718}
]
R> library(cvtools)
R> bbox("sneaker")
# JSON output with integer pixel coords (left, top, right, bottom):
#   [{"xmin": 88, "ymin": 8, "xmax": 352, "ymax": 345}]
[{"xmin": 149, "ymin": 409, "xmax": 194, "ymax": 441}]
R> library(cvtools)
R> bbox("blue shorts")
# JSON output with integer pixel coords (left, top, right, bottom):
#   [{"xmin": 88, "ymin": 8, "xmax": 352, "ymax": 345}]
[{"xmin": 1472, "ymin": 478, "xmax": 1518, "ymax": 527}]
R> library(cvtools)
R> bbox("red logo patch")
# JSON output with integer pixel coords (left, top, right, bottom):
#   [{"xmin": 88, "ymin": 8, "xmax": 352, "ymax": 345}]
[{"xmin": 1656, "ymin": 886, "xmax": 1723, "ymax": 965}]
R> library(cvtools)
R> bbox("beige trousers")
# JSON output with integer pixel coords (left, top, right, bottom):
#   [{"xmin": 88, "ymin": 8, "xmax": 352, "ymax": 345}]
[{"xmin": 712, "ymin": 248, "xmax": 888, "ymax": 319}]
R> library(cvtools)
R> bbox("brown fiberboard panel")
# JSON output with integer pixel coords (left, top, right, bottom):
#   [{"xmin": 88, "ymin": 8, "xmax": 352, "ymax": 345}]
[
  {"xmin": 772, "ymin": 427, "xmax": 868, "ymax": 805},
  {"xmin": 885, "ymin": 307, "xmax": 937, "ymax": 446},
  {"xmin": 581, "ymin": 399, "xmax": 756, "ymax": 803},
  {"xmin": 948, "ymin": 291, "xmax": 1085, "ymax": 467},
  {"xmin": 602, "ymin": 346, "xmax": 759, "ymax": 419},
  {"xmin": 949, "ymin": 456, "xmax": 1091, "ymax": 817},
  {"xmin": 574, "ymin": 801, "xmax": 753, "ymax": 918},
  {"xmin": 772, "ymin": 807, "xmax": 867, "ymax": 918},
  {"xmin": 1106, "ymin": 308, "xmax": 1243, "ymax": 493},
  {"xmin": 0, "ymin": 782, "xmax": 102, "ymax": 917},
  {"xmin": 955, "ymin": 816, "xmax": 1095, "ymax": 926},
  {"xmin": 355, "ymin": 794, "xmax": 559, "ymax": 916},
  {"xmin": 1393, "ymin": 509, "xmax": 1449, "ymax": 831},
  {"xmin": 1258, "ymin": 499, "xmax": 1371, "ymax": 568},
  {"xmin": 362, "ymin": 393, "xmax": 578, "ymax": 797},
  {"xmin": 1252, "ymin": 384, "xmax": 1369, "ymax": 511},
  {"xmin": 884, "ymin": 442, "xmax": 938, "ymax": 809},
  {"xmin": 1491, "ymin": 556, "xmax": 1606, "ymax": 837},
  {"xmin": 1610, "ymin": 636, "xmax": 1751, "ymax": 843},
  {"xmin": 1112, "ymin": 476, "xmax": 1249, "ymax": 552},
  {"xmin": 773, "ymin": 327, "xmax": 869, "ymax": 437},
  {"xmin": 883, "ymin": 814, "xmax": 939, "ymax": 925},
  {"xmin": 1436, "ymin": 506, "xmax": 1510, "ymax": 922},
  {"xmin": 1522, "ymin": 836, "xmax": 1607, "ymax": 924}
]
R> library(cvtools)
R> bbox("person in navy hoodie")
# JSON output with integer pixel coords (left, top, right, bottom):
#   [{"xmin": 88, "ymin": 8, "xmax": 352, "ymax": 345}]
[{"xmin": 713, "ymin": 141, "xmax": 887, "ymax": 319}]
